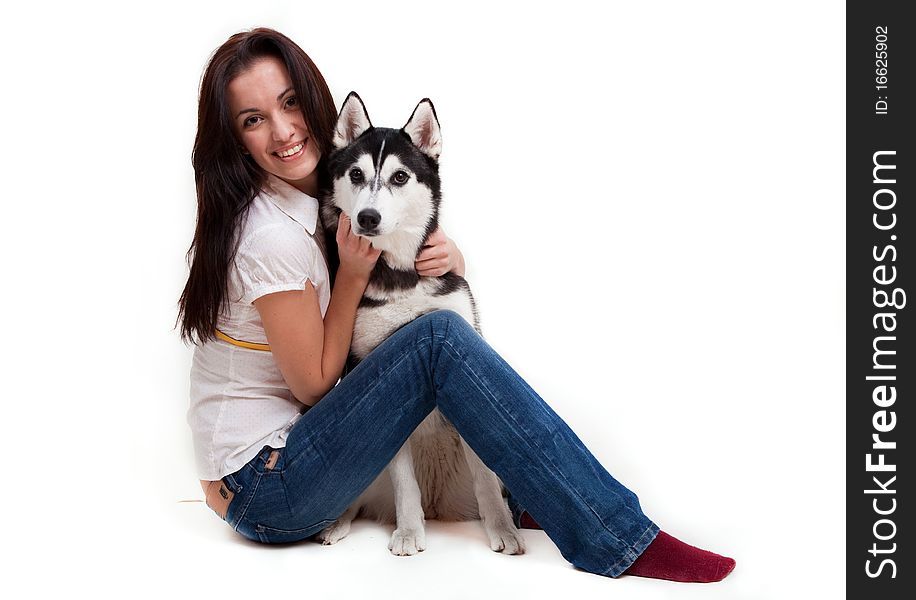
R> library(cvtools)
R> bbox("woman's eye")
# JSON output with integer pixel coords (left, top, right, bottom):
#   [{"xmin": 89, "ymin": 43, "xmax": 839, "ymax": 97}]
[
  {"xmin": 349, "ymin": 168, "xmax": 364, "ymax": 184},
  {"xmin": 243, "ymin": 115, "xmax": 262, "ymax": 128},
  {"xmin": 285, "ymin": 95, "xmax": 298, "ymax": 108},
  {"xmin": 391, "ymin": 170, "xmax": 409, "ymax": 185}
]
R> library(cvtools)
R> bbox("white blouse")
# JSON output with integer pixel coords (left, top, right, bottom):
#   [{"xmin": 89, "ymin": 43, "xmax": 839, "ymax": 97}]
[{"xmin": 187, "ymin": 175, "xmax": 331, "ymax": 481}]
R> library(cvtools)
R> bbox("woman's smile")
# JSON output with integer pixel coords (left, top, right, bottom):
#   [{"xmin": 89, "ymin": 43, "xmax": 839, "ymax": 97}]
[{"xmin": 274, "ymin": 138, "xmax": 307, "ymax": 161}]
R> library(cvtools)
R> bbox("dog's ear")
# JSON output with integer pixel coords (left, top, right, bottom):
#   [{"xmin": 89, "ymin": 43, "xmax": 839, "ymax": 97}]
[
  {"xmin": 334, "ymin": 92, "xmax": 372, "ymax": 149},
  {"xmin": 403, "ymin": 98, "xmax": 441, "ymax": 160}
]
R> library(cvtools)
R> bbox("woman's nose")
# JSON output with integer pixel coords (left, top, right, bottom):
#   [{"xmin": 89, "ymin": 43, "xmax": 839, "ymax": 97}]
[{"xmin": 272, "ymin": 115, "xmax": 296, "ymax": 141}]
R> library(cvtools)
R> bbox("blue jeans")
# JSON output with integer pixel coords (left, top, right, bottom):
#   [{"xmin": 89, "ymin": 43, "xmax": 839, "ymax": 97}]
[{"xmin": 219, "ymin": 310, "xmax": 659, "ymax": 577}]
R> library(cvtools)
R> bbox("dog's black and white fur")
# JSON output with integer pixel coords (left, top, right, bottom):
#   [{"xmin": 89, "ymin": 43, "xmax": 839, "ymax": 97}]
[{"xmin": 314, "ymin": 93, "xmax": 525, "ymax": 556}]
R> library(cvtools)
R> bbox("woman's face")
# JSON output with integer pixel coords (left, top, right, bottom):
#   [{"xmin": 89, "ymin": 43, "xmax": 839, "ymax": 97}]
[{"xmin": 227, "ymin": 56, "xmax": 321, "ymax": 194}]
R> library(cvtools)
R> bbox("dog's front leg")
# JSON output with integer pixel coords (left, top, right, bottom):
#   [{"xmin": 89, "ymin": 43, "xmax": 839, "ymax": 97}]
[
  {"xmin": 460, "ymin": 438, "xmax": 526, "ymax": 554},
  {"xmin": 387, "ymin": 439, "xmax": 427, "ymax": 555}
]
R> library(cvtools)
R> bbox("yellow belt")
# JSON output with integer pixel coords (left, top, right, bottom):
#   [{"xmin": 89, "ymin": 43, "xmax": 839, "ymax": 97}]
[{"xmin": 214, "ymin": 329, "xmax": 271, "ymax": 352}]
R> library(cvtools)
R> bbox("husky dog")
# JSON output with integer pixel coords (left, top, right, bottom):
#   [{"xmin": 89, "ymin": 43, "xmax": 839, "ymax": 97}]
[{"xmin": 314, "ymin": 92, "xmax": 525, "ymax": 557}]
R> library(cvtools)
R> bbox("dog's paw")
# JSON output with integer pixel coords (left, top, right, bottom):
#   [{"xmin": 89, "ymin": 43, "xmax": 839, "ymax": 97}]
[
  {"xmin": 315, "ymin": 519, "xmax": 352, "ymax": 545},
  {"xmin": 388, "ymin": 527, "xmax": 426, "ymax": 556},
  {"xmin": 485, "ymin": 522, "xmax": 526, "ymax": 555}
]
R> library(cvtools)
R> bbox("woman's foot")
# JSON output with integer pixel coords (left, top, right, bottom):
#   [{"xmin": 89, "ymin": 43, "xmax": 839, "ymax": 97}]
[
  {"xmin": 623, "ymin": 530, "xmax": 736, "ymax": 583},
  {"xmin": 517, "ymin": 510, "xmax": 542, "ymax": 529},
  {"xmin": 515, "ymin": 512, "xmax": 733, "ymax": 583}
]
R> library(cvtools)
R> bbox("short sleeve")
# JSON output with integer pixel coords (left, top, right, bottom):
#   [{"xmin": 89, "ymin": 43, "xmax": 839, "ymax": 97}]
[{"xmin": 233, "ymin": 224, "xmax": 313, "ymax": 304}]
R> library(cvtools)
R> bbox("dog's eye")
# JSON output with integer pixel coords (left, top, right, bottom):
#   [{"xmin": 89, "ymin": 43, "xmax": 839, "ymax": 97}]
[
  {"xmin": 349, "ymin": 168, "xmax": 364, "ymax": 184},
  {"xmin": 391, "ymin": 170, "xmax": 410, "ymax": 185}
]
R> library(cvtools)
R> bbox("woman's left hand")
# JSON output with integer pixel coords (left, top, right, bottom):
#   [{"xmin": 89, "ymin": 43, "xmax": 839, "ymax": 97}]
[{"xmin": 416, "ymin": 226, "xmax": 465, "ymax": 277}]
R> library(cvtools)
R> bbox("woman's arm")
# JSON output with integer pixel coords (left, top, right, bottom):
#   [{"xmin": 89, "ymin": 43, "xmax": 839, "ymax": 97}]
[
  {"xmin": 254, "ymin": 214, "xmax": 380, "ymax": 406},
  {"xmin": 415, "ymin": 226, "xmax": 465, "ymax": 277}
]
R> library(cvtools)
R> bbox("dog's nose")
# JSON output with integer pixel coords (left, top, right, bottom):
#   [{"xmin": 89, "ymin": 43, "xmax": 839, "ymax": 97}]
[{"xmin": 357, "ymin": 209, "xmax": 381, "ymax": 231}]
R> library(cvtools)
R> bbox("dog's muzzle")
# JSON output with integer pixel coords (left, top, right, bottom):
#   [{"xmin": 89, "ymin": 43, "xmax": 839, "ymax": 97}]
[{"xmin": 356, "ymin": 208, "xmax": 381, "ymax": 234}]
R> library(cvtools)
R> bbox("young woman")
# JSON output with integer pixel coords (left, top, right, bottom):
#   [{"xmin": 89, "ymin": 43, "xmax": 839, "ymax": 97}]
[{"xmin": 178, "ymin": 27, "xmax": 735, "ymax": 583}]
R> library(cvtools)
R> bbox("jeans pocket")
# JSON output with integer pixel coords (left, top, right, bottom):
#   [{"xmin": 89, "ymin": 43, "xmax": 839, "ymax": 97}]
[
  {"xmin": 255, "ymin": 519, "xmax": 336, "ymax": 544},
  {"xmin": 225, "ymin": 469, "xmax": 261, "ymax": 532}
]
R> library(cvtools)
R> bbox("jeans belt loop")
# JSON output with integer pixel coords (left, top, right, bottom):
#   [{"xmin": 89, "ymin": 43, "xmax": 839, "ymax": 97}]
[{"xmin": 265, "ymin": 449, "xmax": 280, "ymax": 471}]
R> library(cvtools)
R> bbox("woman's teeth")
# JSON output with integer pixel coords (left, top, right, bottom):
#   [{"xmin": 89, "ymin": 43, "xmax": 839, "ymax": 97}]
[{"xmin": 276, "ymin": 142, "xmax": 304, "ymax": 157}]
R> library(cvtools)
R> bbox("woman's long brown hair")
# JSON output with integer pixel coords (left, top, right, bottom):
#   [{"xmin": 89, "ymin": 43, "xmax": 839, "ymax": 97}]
[{"xmin": 178, "ymin": 28, "xmax": 336, "ymax": 344}]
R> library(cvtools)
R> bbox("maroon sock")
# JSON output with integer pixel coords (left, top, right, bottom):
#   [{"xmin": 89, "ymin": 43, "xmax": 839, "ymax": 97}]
[
  {"xmin": 518, "ymin": 511, "xmax": 542, "ymax": 529},
  {"xmin": 623, "ymin": 531, "xmax": 736, "ymax": 583}
]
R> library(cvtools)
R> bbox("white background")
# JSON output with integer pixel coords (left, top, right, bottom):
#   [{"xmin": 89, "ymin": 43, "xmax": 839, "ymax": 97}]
[{"xmin": 1, "ymin": 1, "xmax": 844, "ymax": 598}]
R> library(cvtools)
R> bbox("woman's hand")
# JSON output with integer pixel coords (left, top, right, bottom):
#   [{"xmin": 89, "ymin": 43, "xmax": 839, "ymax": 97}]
[
  {"xmin": 336, "ymin": 212, "xmax": 381, "ymax": 281},
  {"xmin": 416, "ymin": 226, "xmax": 465, "ymax": 277}
]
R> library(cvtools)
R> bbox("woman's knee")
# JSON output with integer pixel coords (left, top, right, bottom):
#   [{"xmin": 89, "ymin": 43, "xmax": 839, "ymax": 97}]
[{"xmin": 419, "ymin": 309, "xmax": 474, "ymax": 339}]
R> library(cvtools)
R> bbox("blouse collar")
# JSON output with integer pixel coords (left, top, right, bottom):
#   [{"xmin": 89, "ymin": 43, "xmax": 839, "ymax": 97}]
[{"xmin": 262, "ymin": 174, "xmax": 319, "ymax": 235}]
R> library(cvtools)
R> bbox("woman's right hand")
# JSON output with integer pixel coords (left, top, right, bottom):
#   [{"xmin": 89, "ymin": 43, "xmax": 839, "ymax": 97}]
[{"xmin": 336, "ymin": 212, "xmax": 381, "ymax": 281}]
